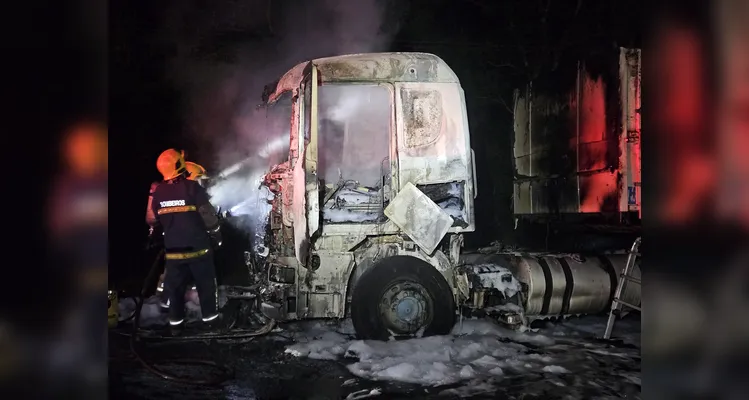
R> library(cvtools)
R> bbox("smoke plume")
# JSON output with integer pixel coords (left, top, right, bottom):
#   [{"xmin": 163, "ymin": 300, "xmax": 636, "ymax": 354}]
[{"xmin": 157, "ymin": 0, "xmax": 403, "ymax": 239}]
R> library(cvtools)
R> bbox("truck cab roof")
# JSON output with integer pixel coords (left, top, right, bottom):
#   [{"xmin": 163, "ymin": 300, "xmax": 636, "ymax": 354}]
[{"xmin": 266, "ymin": 52, "xmax": 460, "ymax": 104}]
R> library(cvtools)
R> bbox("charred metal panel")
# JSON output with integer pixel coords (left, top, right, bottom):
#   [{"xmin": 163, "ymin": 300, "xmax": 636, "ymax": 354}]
[
  {"xmin": 618, "ymin": 48, "xmax": 642, "ymax": 215},
  {"xmin": 401, "ymin": 89, "xmax": 443, "ymax": 148},
  {"xmin": 513, "ymin": 47, "xmax": 641, "ymax": 216},
  {"xmin": 384, "ymin": 182, "xmax": 453, "ymax": 255},
  {"xmin": 313, "ymin": 233, "xmax": 368, "ymax": 252},
  {"xmin": 514, "ymin": 86, "xmax": 580, "ymax": 215},
  {"xmin": 268, "ymin": 62, "xmax": 307, "ymax": 104},
  {"xmin": 296, "ymin": 251, "xmax": 354, "ymax": 319},
  {"xmin": 395, "ymin": 82, "xmax": 476, "ymax": 232},
  {"xmin": 292, "ymin": 147, "xmax": 309, "ymax": 264},
  {"xmin": 319, "ymin": 220, "xmax": 400, "ymax": 237}
]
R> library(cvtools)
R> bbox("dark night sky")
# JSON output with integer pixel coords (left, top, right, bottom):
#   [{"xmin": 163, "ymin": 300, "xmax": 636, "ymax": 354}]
[{"xmin": 110, "ymin": 0, "xmax": 641, "ymax": 285}]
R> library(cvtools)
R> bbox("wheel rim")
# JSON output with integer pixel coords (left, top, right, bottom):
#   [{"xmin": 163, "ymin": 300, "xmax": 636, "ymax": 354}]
[{"xmin": 378, "ymin": 281, "xmax": 433, "ymax": 335}]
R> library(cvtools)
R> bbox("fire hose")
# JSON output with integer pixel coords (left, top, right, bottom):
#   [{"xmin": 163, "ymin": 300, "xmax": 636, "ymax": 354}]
[{"xmin": 125, "ymin": 246, "xmax": 276, "ymax": 386}]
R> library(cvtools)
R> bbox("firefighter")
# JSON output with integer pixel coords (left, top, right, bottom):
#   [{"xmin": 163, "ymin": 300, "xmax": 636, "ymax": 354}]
[
  {"xmin": 147, "ymin": 149, "xmax": 224, "ymax": 334},
  {"xmin": 152, "ymin": 160, "xmax": 208, "ymax": 309}
]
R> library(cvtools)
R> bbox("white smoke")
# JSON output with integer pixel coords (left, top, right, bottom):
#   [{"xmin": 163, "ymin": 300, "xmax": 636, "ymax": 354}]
[
  {"xmin": 317, "ymin": 85, "xmax": 392, "ymax": 186},
  {"xmin": 324, "ymin": 86, "xmax": 366, "ymax": 121},
  {"xmin": 158, "ymin": 0, "xmax": 403, "ymax": 238},
  {"xmin": 209, "ymin": 171, "xmax": 266, "ymax": 215},
  {"xmin": 209, "ymin": 168, "xmax": 273, "ymax": 244}
]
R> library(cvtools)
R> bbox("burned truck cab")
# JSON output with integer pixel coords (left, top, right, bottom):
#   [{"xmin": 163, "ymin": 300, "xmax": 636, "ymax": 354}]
[{"xmin": 256, "ymin": 53, "xmax": 478, "ymax": 339}]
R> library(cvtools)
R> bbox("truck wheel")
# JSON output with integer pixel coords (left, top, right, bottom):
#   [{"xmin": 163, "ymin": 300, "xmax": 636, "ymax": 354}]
[{"xmin": 350, "ymin": 256, "xmax": 456, "ymax": 341}]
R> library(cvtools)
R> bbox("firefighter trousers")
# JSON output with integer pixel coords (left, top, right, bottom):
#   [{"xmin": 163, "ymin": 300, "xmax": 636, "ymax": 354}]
[{"xmin": 164, "ymin": 251, "xmax": 218, "ymax": 324}]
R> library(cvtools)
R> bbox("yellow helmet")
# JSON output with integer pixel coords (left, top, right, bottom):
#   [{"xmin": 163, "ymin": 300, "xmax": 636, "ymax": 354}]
[
  {"xmin": 156, "ymin": 149, "xmax": 186, "ymax": 180},
  {"xmin": 185, "ymin": 162, "xmax": 207, "ymax": 181}
]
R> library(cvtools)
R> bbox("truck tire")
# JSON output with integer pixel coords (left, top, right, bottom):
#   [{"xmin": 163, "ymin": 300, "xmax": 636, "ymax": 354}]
[{"xmin": 350, "ymin": 255, "xmax": 456, "ymax": 341}]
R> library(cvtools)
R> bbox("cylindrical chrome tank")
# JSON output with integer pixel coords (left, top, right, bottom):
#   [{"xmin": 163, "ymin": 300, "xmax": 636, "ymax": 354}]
[{"xmin": 502, "ymin": 253, "xmax": 641, "ymax": 317}]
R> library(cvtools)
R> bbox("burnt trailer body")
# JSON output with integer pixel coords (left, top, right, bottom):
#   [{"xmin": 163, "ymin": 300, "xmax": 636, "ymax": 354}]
[{"xmin": 513, "ymin": 47, "xmax": 641, "ymax": 230}]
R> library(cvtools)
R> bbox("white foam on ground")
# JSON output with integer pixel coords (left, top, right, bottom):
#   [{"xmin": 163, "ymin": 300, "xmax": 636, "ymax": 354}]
[
  {"xmin": 284, "ymin": 319, "xmax": 561, "ymax": 387},
  {"xmin": 542, "ymin": 365, "xmax": 571, "ymax": 374},
  {"xmin": 283, "ymin": 315, "xmax": 640, "ymax": 395},
  {"xmin": 345, "ymin": 387, "xmax": 382, "ymax": 399}
]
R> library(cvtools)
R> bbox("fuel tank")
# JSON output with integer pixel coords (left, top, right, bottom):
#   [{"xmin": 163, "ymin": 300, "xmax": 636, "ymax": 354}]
[{"xmin": 463, "ymin": 252, "xmax": 641, "ymax": 317}]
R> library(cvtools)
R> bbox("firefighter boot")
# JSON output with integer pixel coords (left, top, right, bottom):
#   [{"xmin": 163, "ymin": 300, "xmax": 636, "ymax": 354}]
[
  {"xmin": 202, "ymin": 313, "xmax": 230, "ymax": 333},
  {"xmin": 168, "ymin": 321, "xmax": 184, "ymax": 337}
]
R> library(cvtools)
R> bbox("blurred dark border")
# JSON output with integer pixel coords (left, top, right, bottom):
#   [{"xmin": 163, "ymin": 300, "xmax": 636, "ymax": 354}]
[
  {"xmin": 645, "ymin": 0, "xmax": 749, "ymax": 398},
  {"xmin": 0, "ymin": 1, "xmax": 106, "ymax": 398}
]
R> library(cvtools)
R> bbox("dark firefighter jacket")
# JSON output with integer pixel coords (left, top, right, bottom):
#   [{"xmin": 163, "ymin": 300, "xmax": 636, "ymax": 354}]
[{"xmin": 147, "ymin": 175, "xmax": 220, "ymax": 257}]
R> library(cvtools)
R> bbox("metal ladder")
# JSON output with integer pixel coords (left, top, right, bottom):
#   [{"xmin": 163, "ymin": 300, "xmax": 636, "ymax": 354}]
[{"xmin": 603, "ymin": 236, "xmax": 641, "ymax": 339}]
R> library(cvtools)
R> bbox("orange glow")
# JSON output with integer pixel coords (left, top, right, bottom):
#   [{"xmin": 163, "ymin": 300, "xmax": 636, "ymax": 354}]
[
  {"xmin": 49, "ymin": 121, "xmax": 108, "ymax": 239},
  {"xmin": 654, "ymin": 25, "xmax": 715, "ymax": 224},
  {"xmin": 658, "ymin": 34, "xmax": 706, "ymax": 133},
  {"xmin": 63, "ymin": 122, "xmax": 108, "ymax": 177},
  {"xmin": 581, "ymin": 173, "xmax": 618, "ymax": 213},
  {"xmin": 663, "ymin": 157, "xmax": 714, "ymax": 222},
  {"xmin": 576, "ymin": 72, "xmax": 618, "ymax": 213}
]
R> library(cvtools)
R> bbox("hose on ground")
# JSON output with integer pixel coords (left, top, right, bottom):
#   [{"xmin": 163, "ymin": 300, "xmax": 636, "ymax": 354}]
[
  {"xmin": 127, "ymin": 248, "xmax": 275, "ymax": 385},
  {"xmin": 130, "ymin": 296, "xmax": 234, "ymax": 385},
  {"xmin": 119, "ymin": 316, "xmax": 276, "ymax": 342}
]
